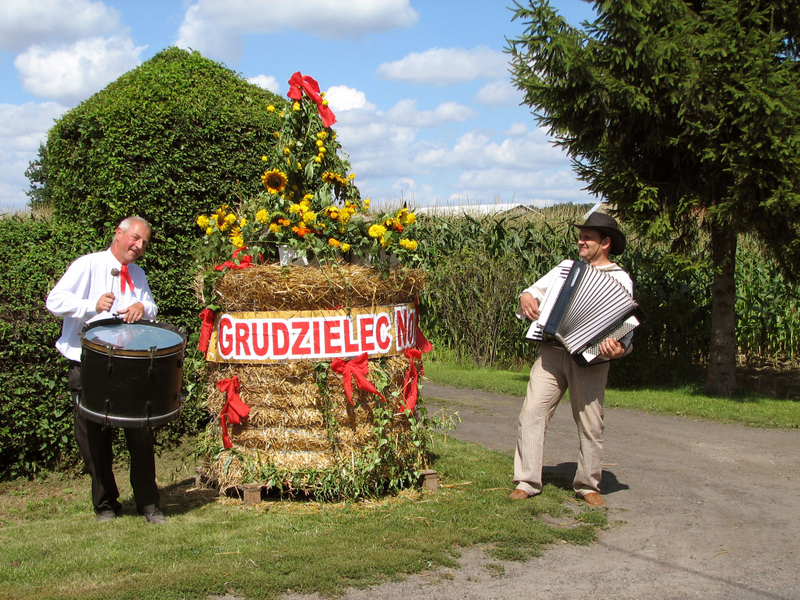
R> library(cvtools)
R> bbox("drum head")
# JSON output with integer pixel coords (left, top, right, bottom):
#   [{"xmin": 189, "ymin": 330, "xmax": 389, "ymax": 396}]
[{"xmin": 81, "ymin": 318, "xmax": 185, "ymax": 357}]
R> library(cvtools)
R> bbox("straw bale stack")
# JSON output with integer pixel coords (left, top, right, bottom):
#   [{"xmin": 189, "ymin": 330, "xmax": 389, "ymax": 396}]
[{"xmin": 198, "ymin": 263, "xmax": 430, "ymax": 499}]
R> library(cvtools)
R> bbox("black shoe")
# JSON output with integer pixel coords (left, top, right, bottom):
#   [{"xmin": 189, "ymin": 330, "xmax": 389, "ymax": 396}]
[
  {"xmin": 144, "ymin": 509, "xmax": 166, "ymax": 525},
  {"xmin": 96, "ymin": 510, "xmax": 118, "ymax": 523}
]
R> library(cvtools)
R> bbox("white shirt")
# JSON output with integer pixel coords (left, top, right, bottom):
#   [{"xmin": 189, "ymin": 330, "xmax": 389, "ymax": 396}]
[{"xmin": 46, "ymin": 249, "xmax": 157, "ymax": 361}]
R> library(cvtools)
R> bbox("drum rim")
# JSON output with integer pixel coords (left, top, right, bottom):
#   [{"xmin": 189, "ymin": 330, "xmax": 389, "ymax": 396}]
[{"xmin": 80, "ymin": 318, "xmax": 186, "ymax": 357}]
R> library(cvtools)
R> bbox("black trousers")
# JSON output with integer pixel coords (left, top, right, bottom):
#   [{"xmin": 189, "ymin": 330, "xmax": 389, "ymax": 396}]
[{"xmin": 68, "ymin": 361, "xmax": 160, "ymax": 514}]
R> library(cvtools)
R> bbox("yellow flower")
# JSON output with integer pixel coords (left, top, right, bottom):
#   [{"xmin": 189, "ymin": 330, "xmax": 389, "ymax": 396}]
[
  {"xmin": 267, "ymin": 105, "xmax": 275, "ymax": 112},
  {"xmin": 225, "ymin": 213, "xmax": 237, "ymax": 226},
  {"xmin": 196, "ymin": 215, "xmax": 210, "ymax": 228},
  {"xmin": 348, "ymin": 173, "xmax": 356, "ymax": 180},
  {"xmin": 302, "ymin": 211, "xmax": 317, "ymax": 223},
  {"xmin": 256, "ymin": 209, "xmax": 269, "ymax": 224},
  {"xmin": 316, "ymin": 131, "xmax": 328, "ymax": 140},
  {"xmin": 231, "ymin": 235, "xmax": 244, "ymax": 248},
  {"xmin": 399, "ymin": 239, "xmax": 418, "ymax": 251},
  {"xmin": 261, "ymin": 169, "xmax": 288, "ymax": 194},
  {"xmin": 269, "ymin": 223, "xmax": 280, "ymax": 233},
  {"xmin": 364, "ymin": 198, "xmax": 370, "ymax": 206},
  {"xmin": 283, "ymin": 147, "xmax": 291, "ymax": 156},
  {"xmin": 205, "ymin": 227, "xmax": 214, "ymax": 236},
  {"xmin": 261, "ymin": 155, "xmax": 268, "ymax": 162},
  {"xmin": 368, "ymin": 224, "xmax": 387, "ymax": 239},
  {"xmin": 239, "ymin": 217, "xmax": 247, "ymax": 227},
  {"xmin": 397, "ymin": 208, "xmax": 416, "ymax": 224},
  {"xmin": 322, "ymin": 171, "xmax": 348, "ymax": 186},
  {"xmin": 314, "ymin": 156, "xmax": 322, "ymax": 163},
  {"xmin": 292, "ymin": 102, "xmax": 301, "ymax": 111},
  {"xmin": 328, "ymin": 238, "xmax": 340, "ymax": 247},
  {"xmin": 316, "ymin": 140, "xmax": 324, "ymax": 147},
  {"xmin": 289, "ymin": 203, "xmax": 302, "ymax": 214},
  {"xmin": 341, "ymin": 242, "xmax": 351, "ymax": 252}
]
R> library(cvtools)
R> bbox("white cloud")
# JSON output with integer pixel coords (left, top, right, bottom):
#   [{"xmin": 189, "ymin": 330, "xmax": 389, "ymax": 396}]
[
  {"xmin": 15, "ymin": 36, "xmax": 145, "ymax": 105},
  {"xmin": 385, "ymin": 99, "xmax": 476, "ymax": 127},
  {"xmin": 474, "ymin": 79, "xmax": 522, "ymax": 107},
  {"xmin": 0, "ymin": 102, "xmax": 68, "ymax": 211},
  {"xmin": 0, "ymin": 0, "xmax": 120, "ymax": 52},
  {"xmin": 455, "ymin": 167, "xmax": 590, "ymax": 205},
  {"xmin": 176, "ymin": 0, "xmax": 418, "ymax": 66},
  {"xmin": 504, "ymin": 122, "xmax": 529, "ymax": 136},
  {"xmin": 413, "ymin": 128, "xmax": 565, "ymax": 172},
  {"xmin": 247, "ymin": 74, "xmax": 281, "ymax": 94},
  {"xmin": 324, "ymin": 86, "xmax": 376, "ymax": 112},
  {"xmin": 375, "ymin": 46, "xmax": 509, "ymax": 85}
]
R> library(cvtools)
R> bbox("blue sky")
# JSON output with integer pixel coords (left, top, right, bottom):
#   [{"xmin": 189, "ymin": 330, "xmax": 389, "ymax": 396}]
[{"xmin": 0, "ymin": 0, "xmax": 597, "ymax": 213}]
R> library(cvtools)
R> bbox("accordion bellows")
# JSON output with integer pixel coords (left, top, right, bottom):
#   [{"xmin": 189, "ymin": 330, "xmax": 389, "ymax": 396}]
[{"xmin": 526, "ymin": 260, "xmax": 645, "ymax": 366}]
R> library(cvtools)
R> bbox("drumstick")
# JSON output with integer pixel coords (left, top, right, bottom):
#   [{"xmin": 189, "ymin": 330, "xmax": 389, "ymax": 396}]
[{"xmin": 109, "ymin": 268, "xmax": 120, "ymax": 316}]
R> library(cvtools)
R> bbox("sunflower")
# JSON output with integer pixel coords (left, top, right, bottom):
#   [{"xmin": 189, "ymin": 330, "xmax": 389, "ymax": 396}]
[
  {"xmin": 261, "ymin": 169, "xmax": 288, "ymax": 194},
  {"xmin": 322, "ymin": 171, "xmax": 349, "ymax": 187}
]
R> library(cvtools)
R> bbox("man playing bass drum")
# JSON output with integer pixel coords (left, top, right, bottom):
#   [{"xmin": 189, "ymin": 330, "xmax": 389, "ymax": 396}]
[
  {"xmin": 46, "ymin": 216, "xmax": 166, "ymax": 524},
  {"xmin": 511, "ymin": 212, "xmax": 633, "ymax": 507}
]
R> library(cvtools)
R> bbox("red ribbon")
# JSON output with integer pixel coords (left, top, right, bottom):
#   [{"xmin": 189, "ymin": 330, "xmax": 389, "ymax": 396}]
[
  {"xmin": 400, "ymin": 348, "xmax": 423, "ymax": 413},
  {"xmin": 198, "ymin": 308, "xmax": 216, "ymax": 354},
  {"xmin": 216, "ymin": 376, "xmax": 250, "ymax": 449},
  {"xmin": 119, "ymin": 264, "xmax": 134, "ymax": 293},
  {"xmin": 399, "ymin": 301, "xmax": 432, "ymax": 413},
  {"xmin": 214, "ymin": 248, "xmax": 254, "ymax": 272},
  {"xmin": 287, "ymin": 71, "xmax": 337, "ymax": 128},
  {"xmin": 330, "ymin": 352, "xmax": 385, "ymax": 405}
]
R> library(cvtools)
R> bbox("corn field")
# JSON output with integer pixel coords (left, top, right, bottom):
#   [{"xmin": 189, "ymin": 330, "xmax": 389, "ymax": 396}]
[{"xmin": 413, "ymin": 205, "xmax": 799, "ymax": 385}]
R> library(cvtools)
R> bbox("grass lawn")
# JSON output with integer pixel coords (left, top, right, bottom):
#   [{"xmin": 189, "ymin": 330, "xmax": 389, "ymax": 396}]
[
  {"xmin": 0, "ymin": 436, "xmax": 605, "ymax": 600},
  {"xmin": 4, "ymin": 358, "xmax": 796, "ymax": 600},
  {"xmin": 424, "ymin": 360, "xmax": 800, "ymax": 428}
]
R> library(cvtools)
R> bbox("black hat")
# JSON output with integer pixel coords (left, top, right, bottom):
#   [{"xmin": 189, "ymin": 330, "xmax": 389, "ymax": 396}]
[{"xmin": 569, "ymin": 212, "xmax": 626, "ymax": 255}]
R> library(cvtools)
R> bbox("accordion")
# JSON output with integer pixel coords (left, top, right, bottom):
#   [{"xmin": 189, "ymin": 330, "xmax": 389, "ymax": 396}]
[{"xmin": 525, "ymin": 260, "xmax": 645, "ymax": 366}]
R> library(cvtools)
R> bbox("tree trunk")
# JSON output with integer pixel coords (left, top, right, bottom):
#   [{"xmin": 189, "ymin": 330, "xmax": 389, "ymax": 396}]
[{"xmin": 704, "ymin": 223, "xmax": 738, "ymax": 396}]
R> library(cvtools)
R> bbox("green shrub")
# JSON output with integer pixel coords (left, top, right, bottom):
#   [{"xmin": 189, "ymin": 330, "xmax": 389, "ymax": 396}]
[{"xmin": 0, "ymin": 216, "xmax": 88, "ymax": 477}]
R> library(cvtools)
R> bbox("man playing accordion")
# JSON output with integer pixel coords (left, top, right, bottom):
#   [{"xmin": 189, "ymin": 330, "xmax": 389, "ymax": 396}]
[{"xmin": 510, "ymin": 212, "xmax": 633, "ymax": 507}]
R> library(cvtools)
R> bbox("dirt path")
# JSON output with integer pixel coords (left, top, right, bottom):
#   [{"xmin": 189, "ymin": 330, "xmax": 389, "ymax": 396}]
[{"xmin": 285, "ymin": 383, "xmax": 800, "ymax": 600}]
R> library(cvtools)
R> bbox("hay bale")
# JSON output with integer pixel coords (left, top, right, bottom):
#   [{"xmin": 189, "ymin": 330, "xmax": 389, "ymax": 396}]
[
  {"xmin": 196, "ymin": 263, "xmax": 425, "ymax": 312},
  {"xmin": 198, "ymin": 264, "xmax": 430, "ymax": 500}
]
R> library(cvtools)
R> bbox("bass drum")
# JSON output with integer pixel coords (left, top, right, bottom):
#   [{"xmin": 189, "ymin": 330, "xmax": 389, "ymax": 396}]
[{"xmin": 79, "ymin": 318, "xmax": 186, "ymax": 428}]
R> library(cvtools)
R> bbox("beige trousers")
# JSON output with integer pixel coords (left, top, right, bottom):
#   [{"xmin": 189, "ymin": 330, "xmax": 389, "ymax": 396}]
[{"xmin": 513, "ymin": 343, "xmax": 609, "ymax": 497}]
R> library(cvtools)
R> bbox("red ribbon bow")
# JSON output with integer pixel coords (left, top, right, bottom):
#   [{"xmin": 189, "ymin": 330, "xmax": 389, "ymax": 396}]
[
  {"xmin": 330, "ymin": 352, "xmax": 385, "ymax": 405},
  {"xmin": 198, "ymin": 308, "xmax": 216, "ymax": 354},
  {"xmin": 216, "ymin": 376, "xmax": 250, "ymax": 449},
  {"xmin": 214, "ymin": 248, "xmax": 254, "ymax": 272},
  {"xmin": 399, "ymin": 302, "xmax": 433, "ymax": 413},
  {"xmin": 287, "ymin": 71, "xmax": 337, "ymax": 128},
  {"xmin": 119, "ymin": 264, "xmax": 134, "ymax": 293}
]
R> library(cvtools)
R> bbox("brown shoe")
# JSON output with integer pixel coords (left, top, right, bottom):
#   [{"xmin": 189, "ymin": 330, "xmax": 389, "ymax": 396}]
[
  {"xmin": 582, "ymin": 492, "xmax": 604, "ymax": 507},
  {"xmin": 509, "ymin": 489, "xmax": 531, "ymax": 500}
]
